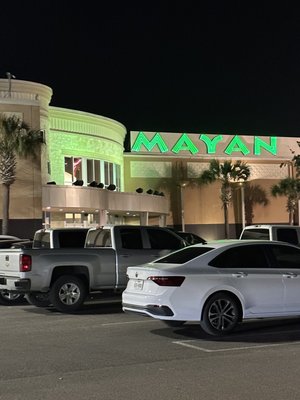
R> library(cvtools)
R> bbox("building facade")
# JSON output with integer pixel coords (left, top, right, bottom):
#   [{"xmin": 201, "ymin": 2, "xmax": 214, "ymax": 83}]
[
  {"xmin": 0, "ymin": 79, "xmax": 168, "ymax": 238},
  {"xmin": 124, "ymin": 131, "xmax": 299, "ymax": 239},
  {"xmin": 0, "ymin": 78, "xmax": 299, "ymax": 239}
]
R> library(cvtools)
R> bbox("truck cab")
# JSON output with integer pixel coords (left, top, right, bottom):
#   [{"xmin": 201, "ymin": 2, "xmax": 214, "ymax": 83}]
[
  {"xmin": 33, "ymin": 228, "xmax": 89, "ymax": 249},
  {"xmin": 240, "ymin": 224, "xmax": 300, "ymax": 246}
]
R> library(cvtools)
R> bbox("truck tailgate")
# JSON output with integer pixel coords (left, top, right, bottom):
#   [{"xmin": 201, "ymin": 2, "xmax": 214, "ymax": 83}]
[{"xmin": 0, "ymin": 249, "xmax": 23, "ymax": 276}]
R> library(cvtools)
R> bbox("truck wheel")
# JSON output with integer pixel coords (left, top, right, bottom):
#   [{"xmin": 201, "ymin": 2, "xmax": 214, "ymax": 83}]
[
  {"xmin": 50, "ymin": 275, "xmax": 87, "ymax": 313},
  {"xmin": 25, "ymin": 292, "xmax": 51, "ymax": 308},
  {"xmin": 0, "ymin": 291, "xmax": 24, "ymax": 305}
]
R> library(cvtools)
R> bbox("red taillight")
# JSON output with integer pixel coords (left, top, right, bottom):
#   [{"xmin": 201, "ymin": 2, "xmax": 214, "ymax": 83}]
[
  {"xmin": 147, "ymin": 276, "xmax": 185, "ymax": 286},
  {"xmin": 20, "ymin": 254, "xmax": 32, "ymax": 272}
]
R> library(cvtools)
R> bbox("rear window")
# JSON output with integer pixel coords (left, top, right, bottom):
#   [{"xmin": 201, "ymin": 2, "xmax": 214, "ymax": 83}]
[
  {"xmin": 33, "ymin": 229, "xmax": 88, "ymax": 248},
  {"xmin": 33, "ymin": 232, "xmax": 51, "ymax": 248},
  {"xmin": 240, "ymin": 228, "xmax": 270, "ymax": 240},
  {"xmin": 154, "ymin": 246, "xmax": 214, "ymax": 264},
  {"xmin": 57, "ymin": 230, "xmax": 88, "ymax": 248},
  {"xmin": 85, "ymin": 229, "xmax": 112, "ymax": 247}
]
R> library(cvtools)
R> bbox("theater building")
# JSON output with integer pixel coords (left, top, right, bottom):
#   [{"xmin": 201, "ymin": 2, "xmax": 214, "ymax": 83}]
[{"xmin": 0, "ymin": 78, "xmax": 299, "ymax": 239}]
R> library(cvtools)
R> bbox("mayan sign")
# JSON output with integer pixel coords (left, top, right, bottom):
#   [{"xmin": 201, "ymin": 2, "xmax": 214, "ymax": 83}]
[{"xmin": 131, "ymin": 131, "xmax": 278, "ymax": 156}]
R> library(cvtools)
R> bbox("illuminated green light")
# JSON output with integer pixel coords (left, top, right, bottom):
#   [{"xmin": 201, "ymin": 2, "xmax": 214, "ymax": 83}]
[
  {"xmin": 172, "ymin": 133, "xmax": 199, "ymax": 154},
  {"xmin": 254, "ymin": 136, "xmax": 277, "ymax": 155},
  {"xmin": 224, "ymin": 135, "xmax": 250, "ymax": 155},
  {"xmin": 131, "ymin": 132, "xmax": 279, "ymax": 156},
  {"xmin": 200, "ymin": 134, "xmax": 223, "ymax": 154},
  {"xmin": 131, "ymin": 131, "xmax": 168, "ymax": 152}
]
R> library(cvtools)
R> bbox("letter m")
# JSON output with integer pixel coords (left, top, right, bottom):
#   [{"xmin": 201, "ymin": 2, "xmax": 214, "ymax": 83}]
[{"xmin": 131, "ymin": 132, "xmax": 168, "ymax": 153}]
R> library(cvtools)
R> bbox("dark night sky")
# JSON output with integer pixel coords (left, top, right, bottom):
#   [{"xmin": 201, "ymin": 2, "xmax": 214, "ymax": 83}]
[{"xmin": 2, "ymin": 1, "xmax": 300, "ymax": 139}]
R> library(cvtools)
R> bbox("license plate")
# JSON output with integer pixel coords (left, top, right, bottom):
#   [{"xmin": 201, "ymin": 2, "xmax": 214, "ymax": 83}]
[{"xmin": 133, "ymin": 279, "xmax": 144, "ymax": 290}]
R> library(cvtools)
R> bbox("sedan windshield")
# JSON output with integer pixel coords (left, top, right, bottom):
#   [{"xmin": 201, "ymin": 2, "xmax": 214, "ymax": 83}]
[{"xmin": 154, "ymin": 246, "xmax": 214, "ymax": 264}]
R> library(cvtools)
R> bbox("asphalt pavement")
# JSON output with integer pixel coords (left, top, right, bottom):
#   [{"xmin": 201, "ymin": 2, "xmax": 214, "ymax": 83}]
[{"xmin": 1, "ymin": 300, "xmax": 300, "ymax": 400}]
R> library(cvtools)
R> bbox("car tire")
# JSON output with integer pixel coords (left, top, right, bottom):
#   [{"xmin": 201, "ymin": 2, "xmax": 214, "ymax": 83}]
[
  {"xmin": 49, "ymin": 275, "xmax": 87, "ymax": 313},
  {"xmin": 163, "ymin": 320, "xmax": 186, "ymax": 327},
  {"xmin": 200, "ymin": 293, "xmax": 240, "ymax": 336},
  {"xmin": 25, "ymin": 292, "xmax": 51, "ymax": 308},
  {"xmin": 0, "ymin": 291, "xmax": 25, "ymax": 305}
]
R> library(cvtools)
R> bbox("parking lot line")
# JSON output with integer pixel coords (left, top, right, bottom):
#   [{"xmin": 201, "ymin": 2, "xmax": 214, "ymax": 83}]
[{"xmin": 173, "ymin": 339, "xmax": 300, "ymax": 352}]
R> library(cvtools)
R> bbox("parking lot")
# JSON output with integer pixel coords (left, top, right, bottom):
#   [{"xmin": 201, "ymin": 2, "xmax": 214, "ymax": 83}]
[{"xmin": 2, "ymin": 300, "xmax": 300, "ymax": 400}]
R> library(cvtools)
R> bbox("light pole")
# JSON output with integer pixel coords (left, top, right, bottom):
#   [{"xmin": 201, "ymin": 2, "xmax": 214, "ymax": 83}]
[
  {"xmin": 178, "ymin": 181, "xmax": 189, "ymax": 232},
  {"xmin": 6, "ymin": 72, "xmax": 16, "ymax": 97}
]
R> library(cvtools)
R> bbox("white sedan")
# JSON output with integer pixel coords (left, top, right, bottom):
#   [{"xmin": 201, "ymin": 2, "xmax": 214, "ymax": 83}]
[{"xmin": 122, "ymin": 240, "xmax": 300, "ymax": 336}]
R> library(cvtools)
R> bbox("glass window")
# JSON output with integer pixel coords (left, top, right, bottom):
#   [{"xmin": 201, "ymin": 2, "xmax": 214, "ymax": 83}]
[
  {"xmin": 104, "ymin": 161, "xmax": 109, "ymax": 186},
  {"xmin": 57, "ymin": 229, "xmax": 88, "ymax": 248},
  {"xmin": 115, "ymin": 164, "xmax": 121, "ymax": 191},
  {"xmin": 147, "ymin": 228, "xmax": 184, "ymax": 250},
  {"xmin": 87, "ymin": 159, "xmax": 94, "ymax": 184},
  {"xmin": 63, "ymin": 157, "xmax": 120, "ymax": 188},
  {"xmin": 64, "ymin": 157, "xmax": 73, "ymax": 185},
  {"xmin": 73, "ymin": 158, "xmax": 82, "ymax": 180},
  {"xmin": 33, "ymin": 231, "xmax": 51, "ymax": 249},
  {"xmin": 85, "ymin": 229, "xmax": 112, "ymax": 247},
  {"xmin": 277, "ymin": 228, "xmax": 299, "ymax": 245},
  {"xmin": 95, "ymin": 160, "xmax": 101, "ymax": 184},
  {"xmin": 240, "ymin": 228, "xmax": 270, "ymax": 240},
  {"xmin": 269, "ymin": 244, "xmax": 300, "ymax": 268},
  {"xmin": 209, "ymin": 245, "xmax": 269, "ymax": 268},
  {"xmin": 119, "ymin": 228, "xmax": 143, "ymax": 249},
  {"xmin": 154, "ymin": 246, "xmax": 214, "ymax": 264},
  {"xmin": 109, "ymin": 162, "xmax": 114, "ymax": 184}
]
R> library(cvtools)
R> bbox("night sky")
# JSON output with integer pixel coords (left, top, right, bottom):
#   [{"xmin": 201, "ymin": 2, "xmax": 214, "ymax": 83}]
[{"xmin": 2, "ymin": 2, "xmax": 300, "ymax": 140}]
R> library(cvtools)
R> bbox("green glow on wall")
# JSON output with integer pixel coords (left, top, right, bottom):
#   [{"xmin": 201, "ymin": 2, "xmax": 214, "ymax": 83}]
[
  {"xmin": 131, "ymin": 131, "xmax": 168, "ymax": 153},
  {"xmin": 200, "ymin": 134, "xmax": 223, "ymax": 154},
  {"xmin": 224, "ymin": 135, "xmax": 250, "ymax": 155},
  {"xmin": 172, "ymin": 133, "xmax": 199, "ymax": 154},
  {"xmin": 131, "ymin": 132, "xmax": 279, "ymax": 156},
  {"xmin": 254, "ymin": 136, "xmax": 277, "ymax": 155}
]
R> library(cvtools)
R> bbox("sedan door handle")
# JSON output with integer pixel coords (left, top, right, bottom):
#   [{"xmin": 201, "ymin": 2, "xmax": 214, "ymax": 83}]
[
  {"xmin": 232, "ymin": 272, "xmax": 248, "ymax": 278},
  {"xmin": 282, "ymin": 273, "xmax": 298, "ymax": 278}
]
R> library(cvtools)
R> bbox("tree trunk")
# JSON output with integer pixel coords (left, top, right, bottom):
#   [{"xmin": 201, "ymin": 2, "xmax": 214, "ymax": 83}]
[
  {"xmin": 2, "ymin": 183, "xmax": 10, "ymax": 235},
  {"xmin": 224, "ymin": 203, "xmax": 229, "ymax": 239}
]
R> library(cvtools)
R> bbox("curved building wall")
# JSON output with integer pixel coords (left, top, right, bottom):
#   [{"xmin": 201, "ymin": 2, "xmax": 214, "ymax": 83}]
[
  {"xmin": 47, "ymin": 107, "xmax": 126, "ymax": 188},
  {"xmin": 0, "ymin": 79, "xmax": 168, "ymax": 237}
]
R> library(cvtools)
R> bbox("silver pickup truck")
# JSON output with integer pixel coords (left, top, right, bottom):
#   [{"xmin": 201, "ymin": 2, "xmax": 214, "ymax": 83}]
[{"xmin": 0, "ymin": 225, "xmax": 186, "ymax": 313}]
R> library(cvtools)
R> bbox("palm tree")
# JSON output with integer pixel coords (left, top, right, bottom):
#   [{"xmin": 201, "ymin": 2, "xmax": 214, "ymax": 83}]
[
  {"xmin": 0, "ymin": 114, "xmax": 44, "ymax": 234},
  {"xmin": 271, "ymin": 177, "xmax": 300, "ymax": 225},
  {"xmin": 199, "ymin": 159, "xmax": 251, "ymax": 238},
  {"xmin": 244, "ymin": 183, "xmax": 269, "ymax": 225}
]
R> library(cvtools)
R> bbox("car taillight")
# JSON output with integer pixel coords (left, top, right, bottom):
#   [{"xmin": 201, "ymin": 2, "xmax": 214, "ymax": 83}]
[
  {"xmin": 147, "ymin": 276, "xmax": 185, "ymax": 286},
  {"xmin": 20, "ymin": 254, "xmax": 32, "ymax": 272}
]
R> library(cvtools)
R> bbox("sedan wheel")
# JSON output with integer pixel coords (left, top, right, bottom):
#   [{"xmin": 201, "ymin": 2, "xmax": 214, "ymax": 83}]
[
  {"xmin": 201, "ymin": 293, "xmax": 240, "ymax": 336},
  {"xmin": 50, "ymin": 275, "xmax": 87, "ymax": 313}
]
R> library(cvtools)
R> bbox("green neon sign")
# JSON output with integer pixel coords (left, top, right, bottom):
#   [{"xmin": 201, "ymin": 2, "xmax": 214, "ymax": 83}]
[
  {"xmin": 172, "ymin": 133, "xmax": 199, "ymax": 154},
  {"xmin": 131, "ymin": 131, "xmax": 168, "ymax": 153},
  {"xmin": 254, "ymin": 136, "xmax": 277, "ymax": 155},
  {"xmin": 224, "ymin": 135, "xmax": 251, "ymax": 155},
  {"xmin": 131, "ymin": 132, "xmax": 278, "ymax": 156}
]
